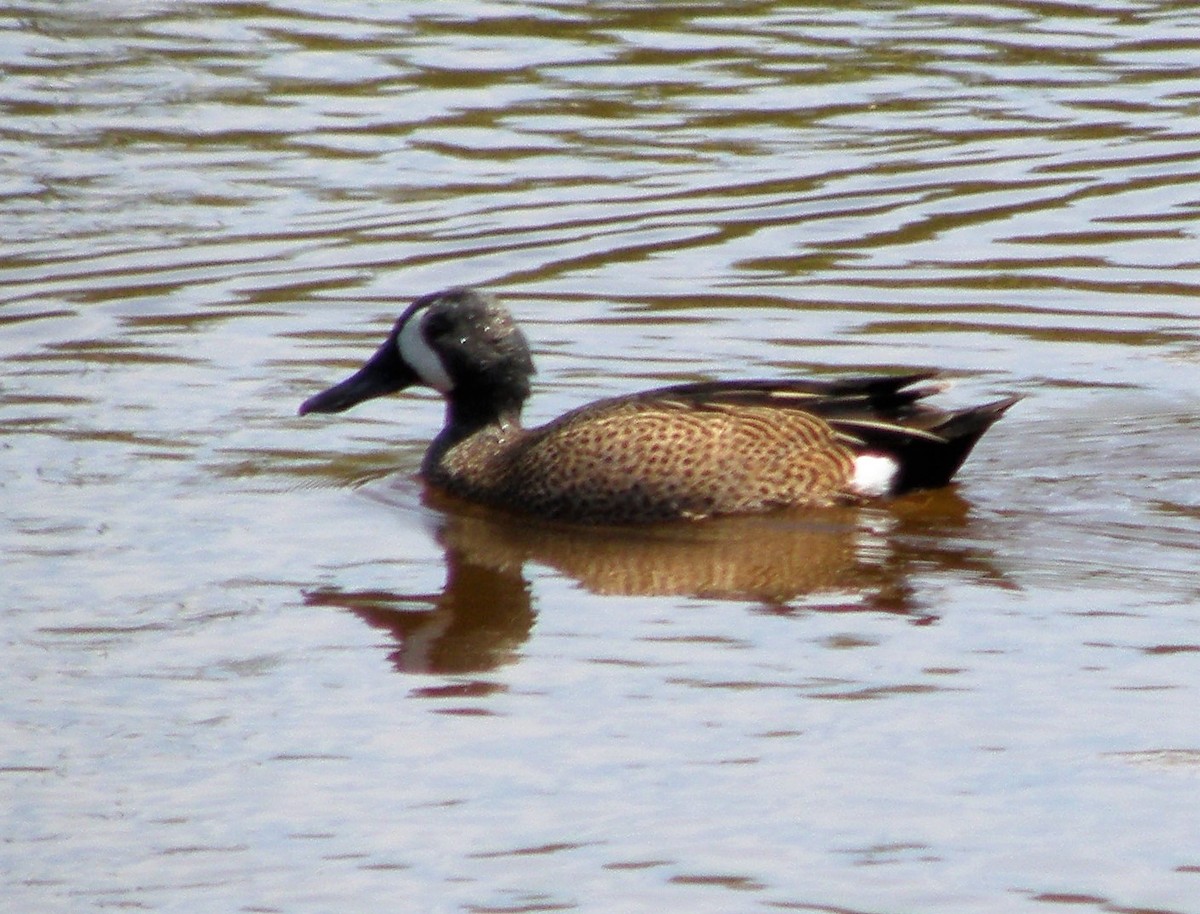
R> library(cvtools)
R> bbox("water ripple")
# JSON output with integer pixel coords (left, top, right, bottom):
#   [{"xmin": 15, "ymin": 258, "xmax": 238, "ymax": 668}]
[{"xmin": 4, "ymin": 4, "xmax": 1200, "ymax": 913}]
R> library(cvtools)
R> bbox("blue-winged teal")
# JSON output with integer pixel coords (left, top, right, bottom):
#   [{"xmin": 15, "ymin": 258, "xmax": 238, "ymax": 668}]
[{"xmin": 299, "ymin": 288, "xmax": 1017, "ymax": 524}]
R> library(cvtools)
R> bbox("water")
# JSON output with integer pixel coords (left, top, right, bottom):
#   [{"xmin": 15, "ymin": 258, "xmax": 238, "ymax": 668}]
[{"xmin": 3, "ymin": 2, "xmax": 1199, "ymax": 912}]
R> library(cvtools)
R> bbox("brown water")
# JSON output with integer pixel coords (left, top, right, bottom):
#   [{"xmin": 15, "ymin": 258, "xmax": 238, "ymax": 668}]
[{"xmin": 3, "ymin": 2, "xmax": 1200, "ymax": 912}]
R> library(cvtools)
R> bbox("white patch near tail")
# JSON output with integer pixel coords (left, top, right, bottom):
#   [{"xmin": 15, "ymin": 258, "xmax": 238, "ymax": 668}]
[
  {"xmin": 397, "ymin": 308, "xmax": 454, "ymax": 392},
  {"xmin": 850, "ymin": 453, "xmax": 899, "ymax": 497}
]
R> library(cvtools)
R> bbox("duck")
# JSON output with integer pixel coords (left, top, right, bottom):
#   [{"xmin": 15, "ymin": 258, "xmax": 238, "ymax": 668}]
[{"xmin": 298, "ymin": 287, "xmax": 1018, "ymax": 524}]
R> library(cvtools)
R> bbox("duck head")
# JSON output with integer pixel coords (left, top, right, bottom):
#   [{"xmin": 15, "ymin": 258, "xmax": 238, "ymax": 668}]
[{"xmin": 298, "ymin": 288, "xmax": 535, "ymax": 424}]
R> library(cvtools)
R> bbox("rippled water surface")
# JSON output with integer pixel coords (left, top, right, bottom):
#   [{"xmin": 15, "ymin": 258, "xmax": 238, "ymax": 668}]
[{"xmin": 3, "ymin": 2, "xmax": 1200, "ymax": 912}]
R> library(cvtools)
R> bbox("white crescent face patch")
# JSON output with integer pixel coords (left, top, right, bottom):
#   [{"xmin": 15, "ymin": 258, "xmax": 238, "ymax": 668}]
[{"xmin": 397, "ymin": 307, "xmax": 454, "ymax": 392}]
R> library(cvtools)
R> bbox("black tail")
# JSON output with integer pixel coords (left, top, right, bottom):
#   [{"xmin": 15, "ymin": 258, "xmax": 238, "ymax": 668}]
[
  {"xmin": 888, "ymin": 397, "xmax": 1020, "ymax": 493},
  {"xmin": 656, "ymin": 373, "xmax": 1018, "ymax": 496}
]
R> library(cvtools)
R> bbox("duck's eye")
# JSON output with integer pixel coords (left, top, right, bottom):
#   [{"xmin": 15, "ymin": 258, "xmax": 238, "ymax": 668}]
[{"xmin": 423, "ymin": 311, "xmax": 453, "ymax": 339}]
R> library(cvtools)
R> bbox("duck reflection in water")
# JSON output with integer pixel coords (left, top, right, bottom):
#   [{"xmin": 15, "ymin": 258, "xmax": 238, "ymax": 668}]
[{"xmin": 305, "ymin": 482, "xmax": 1008, "ymax": 676}]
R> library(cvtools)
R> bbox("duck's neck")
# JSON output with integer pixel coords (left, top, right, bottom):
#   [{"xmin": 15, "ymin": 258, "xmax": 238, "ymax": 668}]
[{"xmin": 423, "ymin": 396, "xmax": 524, "ymax": 473}]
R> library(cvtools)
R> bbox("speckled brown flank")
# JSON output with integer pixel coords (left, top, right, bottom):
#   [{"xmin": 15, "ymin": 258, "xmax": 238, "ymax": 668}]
[{"xmin": 430, "ymin": 397, "xmax": 860, "ymax": 524}]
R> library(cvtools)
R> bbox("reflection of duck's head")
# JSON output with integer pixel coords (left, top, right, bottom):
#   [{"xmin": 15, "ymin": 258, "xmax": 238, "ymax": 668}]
[
  {"xmin": 300, "ymin": 287, "xmax": 1018, "ymax": 524},
  {"xmin": 304, "ymin": 546, "xmax": 535, "ymax": 676}
]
